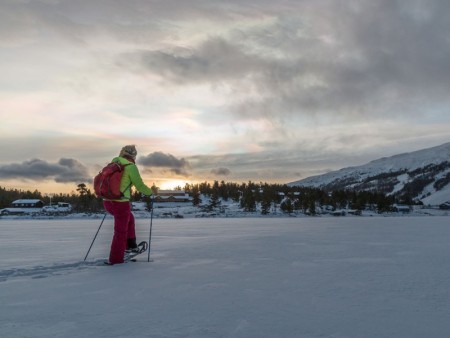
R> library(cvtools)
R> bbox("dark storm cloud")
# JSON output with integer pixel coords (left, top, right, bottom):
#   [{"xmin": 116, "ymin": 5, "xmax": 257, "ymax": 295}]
[{"xmin": 0, "ymin": 158, "xmax": 90, "ymax": 183}]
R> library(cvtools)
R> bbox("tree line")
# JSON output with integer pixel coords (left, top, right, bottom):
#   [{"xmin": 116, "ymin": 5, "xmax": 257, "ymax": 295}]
[
  {"xmin": 0, "ymin": 180, "xmax": 398, "ymax": 215},
  {"xmin": 180, "ymin": 181, "xmax": 396, "ymax": 214}
]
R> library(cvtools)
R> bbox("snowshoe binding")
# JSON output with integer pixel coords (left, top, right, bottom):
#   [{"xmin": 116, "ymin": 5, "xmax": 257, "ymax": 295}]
[{"xmin": 124, "ymin": 241, "xmax": 148, "ymax": 262}]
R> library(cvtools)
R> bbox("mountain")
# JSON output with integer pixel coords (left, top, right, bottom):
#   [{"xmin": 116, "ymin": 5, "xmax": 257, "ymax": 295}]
[{"xmin": 288, "ymin": 142, "xmax": 450, "ymax": 205}]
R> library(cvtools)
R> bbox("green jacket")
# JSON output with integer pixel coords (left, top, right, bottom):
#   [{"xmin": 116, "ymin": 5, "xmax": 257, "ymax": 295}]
[{"xmin": 110, "ymin": 156, "xmax": 153, "ymax": 201}]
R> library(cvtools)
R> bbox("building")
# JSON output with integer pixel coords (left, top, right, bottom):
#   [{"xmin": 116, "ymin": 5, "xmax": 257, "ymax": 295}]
[
  {"xmin": 11, "ymin": 199, "xmax": 44, "ymax": 208},
  {"xmin": 439, "ymin": 202, "xmax": 450, "ymax": 210},
  {"xmin": 0, "ymin": 199, "xmax": 44, "ymax": 216},
  {"xmin": 393, "ymin": 204, "xmax": 411, "ymax": 213},
  {"xmin": 154, "ymin": 190, "xmax": 191, "ymax": 203}
]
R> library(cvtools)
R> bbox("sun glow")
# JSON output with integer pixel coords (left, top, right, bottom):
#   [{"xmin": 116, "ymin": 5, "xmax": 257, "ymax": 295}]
[{"xmin": 158, "ymin": 179, "xmax": 191, "ymax": 191}]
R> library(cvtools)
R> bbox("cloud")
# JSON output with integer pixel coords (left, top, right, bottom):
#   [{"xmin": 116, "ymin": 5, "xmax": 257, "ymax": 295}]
[
  {"xmin": 0, "ymin": 158, "xmax": 90, "ymax": 183},
  {"xmin": 211, "ymin": 167, "xmax": 231, "ymax": 176},
  {"xmin": 0, "ymin": 0, "xmax": 265, "ymax": 48},
  {"xmin": 121, "ymin": 37, "xmax": 266, "ymax": 84},
  {"xmin": 6, "ymin": 0, "xmax": 450, "ymax": 124},
  {"xmin": 56, "ymin": 158, "xmax": 91, "ymax": 182},
  {"xmin": 139, "ymin": 151, "xmax": 189, "ymax": 168},
  {"xmin": 165, "ymin": 168, "xmax": 191, "ymax": 177},
  {"xmin": 116, "ymin": 0, "xmax": 450, "ymax": 125},
  {"xmin": 138, "ymin": 152, "xmax": 191, "ymax": 177}
]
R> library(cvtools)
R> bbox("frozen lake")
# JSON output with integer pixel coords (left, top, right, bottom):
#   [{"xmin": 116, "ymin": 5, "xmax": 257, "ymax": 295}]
[{"xmin": 1, "ymin": 216, "xmax": 449, "ymax": 337}]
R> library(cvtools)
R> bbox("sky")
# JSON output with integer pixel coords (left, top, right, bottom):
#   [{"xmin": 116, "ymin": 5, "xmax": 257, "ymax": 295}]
[{"xmin": 1, "ymin": 0, "xmax": 450, "ymax": 194}]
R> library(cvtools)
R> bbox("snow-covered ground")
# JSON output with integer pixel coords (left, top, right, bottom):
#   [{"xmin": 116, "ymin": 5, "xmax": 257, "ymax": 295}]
[
  {"xmin": 1, "ymin": 217, "xmax": 450, "ymax": 337},
  {"xmin": 422, "ymin": 184, "xmax": 450, "ymax": 206}
]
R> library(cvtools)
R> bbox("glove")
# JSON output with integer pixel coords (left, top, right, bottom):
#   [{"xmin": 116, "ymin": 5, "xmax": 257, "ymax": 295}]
[{"xmin": 143, "ymin": 195, "xmax": 154, "ymax": 211}]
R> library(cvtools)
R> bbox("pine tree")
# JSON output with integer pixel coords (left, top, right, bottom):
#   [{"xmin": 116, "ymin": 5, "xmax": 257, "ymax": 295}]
[
  {"xmin": 260, "ymin": 188, "xmax": 273, "ymax": 215},
  {"xmin": 240, "ymin": 188, "xmax": 256, "ymax": 212},
  {"xmin": 191, "ymin": 185, "xmax": 201, "ymax": 206},
  {"xmin": 309, "ymin": 199, "xmax": 316, "ymax": 215},
  {"xmin": 207, "ymin": 181, "xmax": 221, "ymax": 211},
  {"xmin": 280, "ymin": 198, "xmax": 294, "ymax": 214}
]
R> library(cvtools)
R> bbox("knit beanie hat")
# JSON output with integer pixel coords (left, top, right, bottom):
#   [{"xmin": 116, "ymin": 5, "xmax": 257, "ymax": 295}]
[{"xmin": 120, "ymin": 145, "xmax": 137, "ymax": 159}]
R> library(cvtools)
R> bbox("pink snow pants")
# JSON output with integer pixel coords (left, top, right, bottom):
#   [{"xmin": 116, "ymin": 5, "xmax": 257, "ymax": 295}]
[{"xmin": 103, "ymin": 200, "xmax": 136, "ymax": 264}]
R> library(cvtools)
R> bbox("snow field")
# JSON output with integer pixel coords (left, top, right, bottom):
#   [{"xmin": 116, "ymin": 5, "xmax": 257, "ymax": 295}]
[{"xmin": 1, "ymin": 217, "xmax": 450, "ymax": 337}]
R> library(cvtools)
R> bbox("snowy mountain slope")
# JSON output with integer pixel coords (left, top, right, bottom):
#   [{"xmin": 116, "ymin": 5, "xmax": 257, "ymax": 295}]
[{"xmin": 288, "ymin": 142, "xmax": 450, "ymax": 205}]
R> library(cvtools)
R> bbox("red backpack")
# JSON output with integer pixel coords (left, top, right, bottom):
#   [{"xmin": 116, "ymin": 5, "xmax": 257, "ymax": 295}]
[{"xmin": 93, "ymin": 162, "xmax": 131, "ymax": 199}]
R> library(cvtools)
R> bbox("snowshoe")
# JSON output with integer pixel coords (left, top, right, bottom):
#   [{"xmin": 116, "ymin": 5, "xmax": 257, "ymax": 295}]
[{"xmin": 124, "ymin": 241, "xmax": 148, "ymax": 262}]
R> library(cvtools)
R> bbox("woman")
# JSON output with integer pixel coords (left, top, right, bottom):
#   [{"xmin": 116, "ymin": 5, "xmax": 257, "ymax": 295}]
[{"xmin": 103, "ymin": 145, "xmax": 153, "ymax": 265}]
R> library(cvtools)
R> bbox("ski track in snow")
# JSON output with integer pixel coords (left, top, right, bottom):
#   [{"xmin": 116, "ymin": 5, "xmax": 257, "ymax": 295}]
[{"xmin": 0, "ymin": 260, "xmax": 105, "ymax": 282}]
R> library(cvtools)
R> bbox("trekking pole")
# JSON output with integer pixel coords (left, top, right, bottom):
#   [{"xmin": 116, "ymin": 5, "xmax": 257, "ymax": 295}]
[
  {"xmin": 147, "ymin": 197, "xmax": 154, "ymax": 262},
  {"xmin": 84, "ymin": 212, "xmax": 107, "ymax": 261}
]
